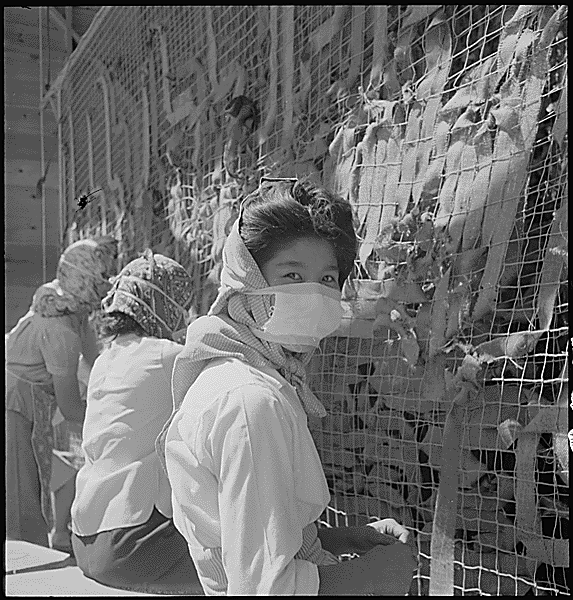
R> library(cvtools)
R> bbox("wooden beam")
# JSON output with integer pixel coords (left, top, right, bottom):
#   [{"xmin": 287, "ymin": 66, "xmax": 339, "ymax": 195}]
[
  {"xmin": 48, "ymin": 6, "xmax": 81, "ymax": 44},
  {"xmin": 65, "ymin": 7, "xmax": 73, "ymax": 54},
  {"xmin": 5, "ymin": 83, "xmax": 62, "ymax": 111},
  {"xmin": 71, "ymin": 7, "xmax": 101, "ymax": 36},
  {"xmin": 40, "ymin": 6, "xmax": 47, "ymax": 281}
]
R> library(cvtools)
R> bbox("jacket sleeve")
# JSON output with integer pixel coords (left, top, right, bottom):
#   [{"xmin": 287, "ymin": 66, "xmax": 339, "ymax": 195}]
[{"xmin": 213, "ymin": 385, "xmax": 320, "ymax": 595}]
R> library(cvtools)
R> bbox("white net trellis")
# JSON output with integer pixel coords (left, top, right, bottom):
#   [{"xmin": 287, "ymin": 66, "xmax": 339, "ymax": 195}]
[{"xmin": 47, "ymin": 5, "xmax": 568, "ymax": 595}]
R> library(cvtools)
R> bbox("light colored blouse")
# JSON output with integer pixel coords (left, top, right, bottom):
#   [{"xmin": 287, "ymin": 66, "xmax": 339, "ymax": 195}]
[
  {"xmin": 165, "ymin": 357, "xmax": 338, "ymax": 596},
  {"xmin": 71, "ymin": 333, "xmax": 183, "ymax": 536},
  {"xmin": 5, "ymin": 310, "xmax": 94, "ymax": 422}
]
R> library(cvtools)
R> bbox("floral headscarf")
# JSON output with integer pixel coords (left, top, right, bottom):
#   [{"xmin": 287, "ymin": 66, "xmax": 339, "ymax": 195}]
[
  {"xmin": 101, "ymin": 249, "xmax": 194, "ymax": 340},
  {"xmin": 31, "ymin": 236, "xmax": 118, "ymax": 317}
]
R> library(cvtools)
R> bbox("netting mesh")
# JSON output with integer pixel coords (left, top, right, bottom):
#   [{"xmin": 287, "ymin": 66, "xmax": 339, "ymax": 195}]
[{"xmin": 48, "ymin": 5, "xmax": 568, "ymax": 595}]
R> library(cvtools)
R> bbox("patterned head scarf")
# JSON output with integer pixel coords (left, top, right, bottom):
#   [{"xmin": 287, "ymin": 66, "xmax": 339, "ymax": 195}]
[
  {"xmin": 156, "ymin": 212, "xmax": 329, "ymax": 472},
  {"xmin": 102, "ymin": 249, "xmax": 194, "ymax": 340},
  {"xmin": 200, "ymin": 217, "xmax": 327, "ymax": 416},
  {"xmin": 31, "ymin": 236, "xmax": 118, "ymax": 317}
]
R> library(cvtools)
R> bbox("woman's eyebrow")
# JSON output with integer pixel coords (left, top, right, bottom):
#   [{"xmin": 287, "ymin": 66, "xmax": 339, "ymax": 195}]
[
  {"xmin": 275, "ymin": 260, "xmax": 339, "ymax": 271},
  {"xmin": 275, "ymin": 260, "xmax": 307, "ymax": 268}
]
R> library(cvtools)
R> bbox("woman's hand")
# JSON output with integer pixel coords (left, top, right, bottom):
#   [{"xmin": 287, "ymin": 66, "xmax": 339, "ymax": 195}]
[
  {"xmin": 346, "ymin": 519, "xmax": 410, "ymax": 555},
  {"xmin": 317, "ymin": 525, "xmax": 417, "ymax": 596},
  {"xmin": 367, "ymin": 518, "xmax": 410, "ymax": 543}
]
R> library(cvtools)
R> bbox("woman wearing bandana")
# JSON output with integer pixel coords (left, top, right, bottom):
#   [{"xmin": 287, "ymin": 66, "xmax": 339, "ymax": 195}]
[
  {"xmin": 70, "ymin": 250, "xmax": 203, "ymax": 595},
  {"xmin": 157, "ymin": 179, "xmax": 418, "ymax": 595},
  {"xmin": 5, "ymin": 236, "xmax": 118, "ymax": 550}
]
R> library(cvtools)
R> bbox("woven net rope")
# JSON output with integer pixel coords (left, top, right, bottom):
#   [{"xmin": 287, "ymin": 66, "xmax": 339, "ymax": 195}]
[{"xmin": 46, "ymin": 6, "xmax": 568, "ymax": 595}]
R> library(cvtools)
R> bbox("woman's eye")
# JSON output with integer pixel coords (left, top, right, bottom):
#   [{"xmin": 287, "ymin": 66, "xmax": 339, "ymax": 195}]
[
  {"xmin": 285, "ymin": 273, "xmax": 302, "ymax": 281},
  {"xmin": 323, "ymin": 275, "xmax": 339, "ymax": 285}
]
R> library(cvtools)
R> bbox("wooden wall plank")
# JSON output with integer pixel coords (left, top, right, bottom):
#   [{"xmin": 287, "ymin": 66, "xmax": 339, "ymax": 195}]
[
  {"xmin": 5, "ymin": 159, "xmax": 60, "ymax": 190},
  {"xmin": 4, "ymin": 45, "xmax": 69, "ymax": 64},
  {"xmin": 5, "ymin": 88, "xmax": 54, "ymax": 111},
  {"xmin": 5, "ymin": 186, "xmax": 60, "ymax": 215},
  {"xmin": 4, "ymin": 6, "xmax": 100, "ymax": 35},
  {"xmin": 4, "ymin": 5, "xmax": 80, "ymax": 331},
  {"xmin": 5, "ymin": 285, "xmax": 41, "ymax": 332},
  {"xmin": 4, "ymin": 106, "xmax": 60, "ymax": 137},
  {"xmin": 5, "ymin": 226, "xmax": 43, "ymax": 248},
  {"xmin": 5, "ymin": 78, "xmax": 63, "ymax": 120},
  {"xmin": 5, "ymin": 48, "xmax": 67, "ymax": 68},
  {"xmin": 4, "ymin": 8, "xmax": 59, "ymax": 32},
  {"xmin": 3, "ymin": 6, "xmax": 40, "ymax": 29},
  {"xmin": 5, "ymin": 184, "xmax": 61, "ymax": 233},
  {"xmin": 5, "ymin": 132, "xmax": 59, "ymax": 161},
  {"xmin": 5, "ymin": 254, "xmax": 60, "ymax": 284},
  {"xmin": 5, "ymin": 106, "xmax": 43, "ymax": 136},
  {"xmin": 5, "ymin": 53, "xmax": 67, "ymax": 87},
  {"xmin": 4, "ymin": 226, "xmax": 60, "ymax": 248},
  {"xmin": 4, "ymin": 21, "xmax": 68, "ymax": 53},
  {"xmin": 5, "ymin": 242, "xmax": 60, "ymax": 266}
]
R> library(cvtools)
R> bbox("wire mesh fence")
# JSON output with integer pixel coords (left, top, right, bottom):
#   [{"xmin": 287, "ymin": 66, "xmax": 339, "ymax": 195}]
[{"xmin": 46, "ymin": 5, "xmax": 568, "ymax": 595}]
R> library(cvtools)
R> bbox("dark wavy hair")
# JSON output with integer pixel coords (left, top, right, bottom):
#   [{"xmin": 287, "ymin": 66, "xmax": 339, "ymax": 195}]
[
  {"xmin": 99, "ymin": 311, "xmax": 147, "ymax": 342},
  {"xmin": 239, "ymin": 178, "xmax": 358, "ymax": 288}
]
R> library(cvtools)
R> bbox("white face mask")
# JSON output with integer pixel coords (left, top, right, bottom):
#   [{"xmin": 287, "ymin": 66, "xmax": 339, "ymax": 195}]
[{"xmin": 245, "ymin": 282, "xmax": 343, "ymax": 352}]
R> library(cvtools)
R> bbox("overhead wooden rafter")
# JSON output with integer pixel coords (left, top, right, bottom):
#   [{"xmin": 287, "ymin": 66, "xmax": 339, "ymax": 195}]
[{"xmin": 48, "ymin": 6, "xmax": 81, "ymax": 45}]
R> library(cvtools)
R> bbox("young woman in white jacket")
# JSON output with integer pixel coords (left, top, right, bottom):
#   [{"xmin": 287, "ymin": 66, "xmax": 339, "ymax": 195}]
[{"xmin": 157, "ymin": 178, "xmax": 418, "ymax": 596}]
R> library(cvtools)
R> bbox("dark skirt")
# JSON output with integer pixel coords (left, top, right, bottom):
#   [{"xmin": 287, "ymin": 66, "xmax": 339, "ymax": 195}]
[
  {"xmin": 5, "ymin": 409, "xmax": 50, "ymax": 547},
  {"xmin": 71, "ymin": 507, "xmax": 204, "ymax": 595}
]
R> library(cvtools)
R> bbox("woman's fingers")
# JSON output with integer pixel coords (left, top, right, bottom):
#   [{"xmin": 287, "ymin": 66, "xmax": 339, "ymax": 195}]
[{"xmin": 367, "ymin": 518, "xmax": 410, "ymax": 543}]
